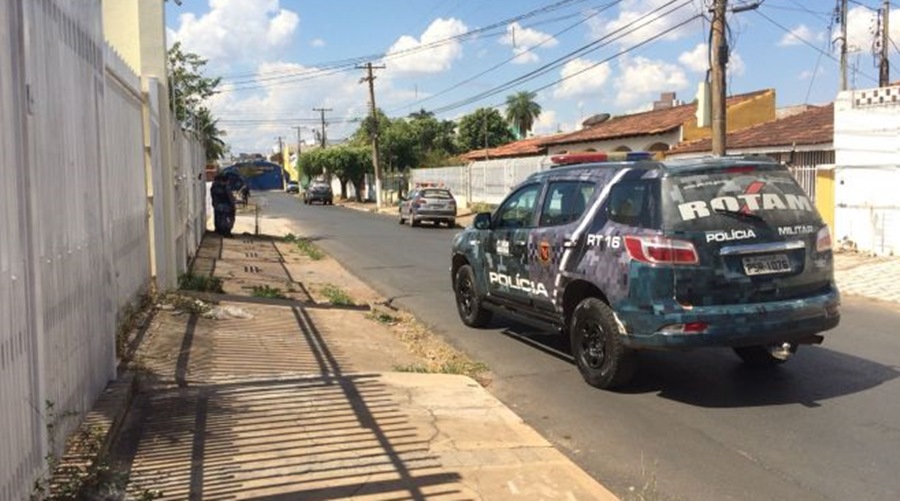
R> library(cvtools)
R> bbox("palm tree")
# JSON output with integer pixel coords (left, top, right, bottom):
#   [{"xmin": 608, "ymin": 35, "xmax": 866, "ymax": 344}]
[
  {"xmin": 194, "ymin": 107, "xmax": 227, "ymax": 163},
  {"xmin": 505, "ymin": 90, "xmax": 541, "ymax": 139}
]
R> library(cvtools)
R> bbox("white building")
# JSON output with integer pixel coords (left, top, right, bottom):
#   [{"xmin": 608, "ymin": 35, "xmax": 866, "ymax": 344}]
[{"xmin": 833, "ymin": 85, "xmax": 900, "ymax": 256}]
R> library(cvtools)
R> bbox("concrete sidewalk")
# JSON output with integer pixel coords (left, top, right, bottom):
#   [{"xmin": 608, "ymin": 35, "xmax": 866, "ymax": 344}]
[{"xmin": 106, "ymin": 210, "xmax": 619, "ymax": 500}]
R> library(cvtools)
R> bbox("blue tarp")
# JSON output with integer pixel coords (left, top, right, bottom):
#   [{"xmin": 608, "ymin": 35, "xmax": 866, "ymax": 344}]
[{"xmin": 222, "ymin": 161, "xmax": 285, "ymax": 191}]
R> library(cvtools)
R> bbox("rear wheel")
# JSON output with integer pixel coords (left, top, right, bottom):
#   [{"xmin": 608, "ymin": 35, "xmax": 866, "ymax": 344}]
[
  {"xmin": 733, "ymin": 343, "xmax": 796, "ymax": 366},
  {"xmin": 453, "ymin": 265, "xmax": 492, "ymax": 327},
  {"xmin": 570, "ymin": 297, "xmax": 635, "ymax": 389}
]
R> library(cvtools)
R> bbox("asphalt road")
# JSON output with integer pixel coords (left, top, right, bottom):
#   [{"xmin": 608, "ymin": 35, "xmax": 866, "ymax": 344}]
[{"xmin": 263, "ymin": 192, "xmax": 900, "ymax": 501}]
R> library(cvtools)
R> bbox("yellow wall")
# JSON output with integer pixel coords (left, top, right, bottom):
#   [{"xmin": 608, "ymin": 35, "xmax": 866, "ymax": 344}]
[
  {"xmin": 681, "ymin": 89, "xmax": 776, "ymax": 142},
  {"xmin": 815, "ymin": 168, "xmax": 836, "ymax": 232},
  {"xmin": 102, "ymin": 1, "xmax": 141, "ymax": 73}
]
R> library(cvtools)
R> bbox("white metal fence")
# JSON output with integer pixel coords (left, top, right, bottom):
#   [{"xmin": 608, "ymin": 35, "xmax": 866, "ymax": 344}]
[
  {"xmin": 1, "ymin": 2, "xmax": 206, "ymax": 498},
  {"xmin": 413, "ymin": 153, "xmax": 825, "ymax": 208},
  {"xmin": 411, "ymin": 156, "xmax": 553, "ymax": 207}
]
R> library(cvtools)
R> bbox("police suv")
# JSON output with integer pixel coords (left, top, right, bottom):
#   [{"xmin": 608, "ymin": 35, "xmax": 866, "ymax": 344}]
[{"xmin": 450, "ymin": 152, "xmax": 841, "ymax": 389}]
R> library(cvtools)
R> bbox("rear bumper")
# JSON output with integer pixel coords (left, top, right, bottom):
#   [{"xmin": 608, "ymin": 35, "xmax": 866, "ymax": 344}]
[
  {"xmin": 616, "ymin": 288, "xmax": 841, "ymax": 349},
  {"xmin": 412, "ymin": 210, "xmax": 456, "ymax": 222}
]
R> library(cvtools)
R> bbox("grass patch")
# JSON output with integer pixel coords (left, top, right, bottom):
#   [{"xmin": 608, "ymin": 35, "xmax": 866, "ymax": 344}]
[
  {"xmin": 284, "ymin": 233, "xmax": 298, "ymax": 243},
  {"xmin": 162, "ymin": 293, "xmax": 211, "ymax": 316},
  {"xmin": 468, "ymin": 201, "xmax": 495, "ymax": 214},
  {"xmin": 251, "ymin": 285, "xmax": 286, "ymax": 299},
  {"xmin": 320, "ymin": 284, "xmax": 354, "ymax": 306},
  {"xmin": 177, "ymin": 272, "xmax": 223, "ymax": 293},
  {"xmin": 366, "ymin": 310, "xmax": 400, "ymax": 325},
  {"xmin": 296, "ymin": 238, "xmax": 325, "ymax": 260},
  {"xmin": 389, "ymin": 312, "xmax": 490, "ymax": 384}
]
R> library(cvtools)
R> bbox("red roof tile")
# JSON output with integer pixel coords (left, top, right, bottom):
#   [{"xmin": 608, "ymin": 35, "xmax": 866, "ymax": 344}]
[
  {"xmin": 668, "ymin": 103, "xmax": 833, "ymax": 154},
  {"xmin": 461, "ymin": 134, "xmax": 553, "ymax": 161},
  {"xmin": 543, "ymin": 90, "xmax": 772, "ymax": 146}
]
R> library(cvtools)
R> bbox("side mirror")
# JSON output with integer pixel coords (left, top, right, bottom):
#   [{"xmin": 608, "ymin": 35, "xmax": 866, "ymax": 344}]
[{"xmin": 473, "ymin": 212, "xmax": 492, "ymax": 230}]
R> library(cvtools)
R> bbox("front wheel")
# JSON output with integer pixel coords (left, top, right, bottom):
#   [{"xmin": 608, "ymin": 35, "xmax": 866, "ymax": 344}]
[
  {"xmin": 453, "ymin": 264, "xmax": 492, "ymax": 327},
  {"xmin": 570, "ymin": 297, "xmax": 635, "ymax": 389}
]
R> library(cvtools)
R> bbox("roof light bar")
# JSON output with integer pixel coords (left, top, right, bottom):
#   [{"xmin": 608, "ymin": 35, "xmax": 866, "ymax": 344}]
[{"xmin": 551, "ymin": 151, "xmax": 653, "ymax": 166}]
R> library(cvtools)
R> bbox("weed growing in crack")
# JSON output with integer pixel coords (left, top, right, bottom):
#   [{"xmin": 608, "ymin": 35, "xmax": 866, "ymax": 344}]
[
  {"xmin": 177, "ymin": 272, "xmax": 223, "ymax": 293},
  {"xmin": 251, "ymin": 285, "xmax": 287, "ymax": 299},
  {"xmin": 295, "ymin": 238, "xmax": 325, "ymax": 260},
  {"xmin": 320, "ymin": 284, "xmax": 354, "ymax": 305}
]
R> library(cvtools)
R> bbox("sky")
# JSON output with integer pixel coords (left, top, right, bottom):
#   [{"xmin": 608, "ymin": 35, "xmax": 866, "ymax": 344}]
[{"xmin": 164, "ymin": 0, "xmax": 900, "ymax": 155}]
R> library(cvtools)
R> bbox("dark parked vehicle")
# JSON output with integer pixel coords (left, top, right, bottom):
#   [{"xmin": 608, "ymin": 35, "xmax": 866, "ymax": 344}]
[
  {"xmin": 450, "ymin": 152, "xmax": 841, "ymax": 389},
  {"xmin": 399, "ymin": 188, "xmax": 457, "ymax": 227},
  {"xmin": 304, "ymin": 182, "xmax": 333, "ymax": 205}
]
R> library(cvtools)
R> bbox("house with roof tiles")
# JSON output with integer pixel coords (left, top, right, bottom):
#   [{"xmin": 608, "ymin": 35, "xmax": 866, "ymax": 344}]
[
  {"xmin": 461, "ymin": 89, "xmax": 776, "ymax": 161},
  {"xmin": 666, "ymin": 103, "xmax": 834, "ymax": 208}
]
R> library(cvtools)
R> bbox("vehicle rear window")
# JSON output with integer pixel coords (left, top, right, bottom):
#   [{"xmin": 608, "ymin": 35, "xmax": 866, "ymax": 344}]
[
  {"xmin": 662, "ymin": 166, "xmax": 820, "ymax": 231},
  {"xmin": 607, "ymin": 180, "xmax": 659, "ymax": 229},
  {"xmin": 421, "ymin": 189, "xmax": 453, "ymax": 199}
]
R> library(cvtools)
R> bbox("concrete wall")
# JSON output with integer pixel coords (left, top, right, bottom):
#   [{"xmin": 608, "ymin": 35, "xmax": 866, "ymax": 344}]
[
  {"xmin": 833, "ymin": 86, "xmax": 900, "ymax": 256},
  {"xmin": 0, "ymin": 2, "xmax": 207, "ymax": 497}
]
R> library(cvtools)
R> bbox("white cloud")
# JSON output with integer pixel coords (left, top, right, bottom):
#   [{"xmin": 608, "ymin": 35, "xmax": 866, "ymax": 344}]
[
  {"xmin": 678, "ymin": 43, "xmax": 744, "ymax": 76},
  {"xmin": 310, "ymin": 38, "xmax": 326, "ymax": 48},
  {"xmin": 169, "ymin": 0, "xmax": 299, "ymax": 70},
  {"xmin": 727, "ymin": 52, "xmax": 745, "ymax": 77},
  {"xmin": 614, "ymin": 56, "xmax": 689, "ymax": 106},
  {"xmin": 209, "ymin": 61, "xmax": 366, "ymax": 153},
  {"xmin": 385, "ymin": 18, "xmax": 468, "ymax": 74},
  {"xmin": 779, "ymin": 24, "xmax": 823, "ymax": 47},
  {"xmin": 842, "ymin": 7, "xmax": 899, "ymax": 53},
  {"xmin": 499, "ymin": 22, "xmax": 558, "ymax": 64},
  {"xmin": 590, "ymin": 0, "xmax": 701, "ymax": 48},
  {"xmin": 678, "ymin": 43, "xmax": 707, "ymax": 72},
  {"xmin": 553, "ymin": 58, "xmax": 613, "ymax": 99}
]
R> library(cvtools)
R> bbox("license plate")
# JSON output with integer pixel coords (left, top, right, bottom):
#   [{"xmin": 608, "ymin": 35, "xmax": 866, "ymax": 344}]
[{"xmin": 742, "ymin": 254, "xmax": 791, "ymax": 276}]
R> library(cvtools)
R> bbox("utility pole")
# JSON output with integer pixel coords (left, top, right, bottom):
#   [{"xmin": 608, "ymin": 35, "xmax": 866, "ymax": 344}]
[
  {"xmin": 358, "ymin": 62, "xmax": 386, "ymax": 208},
  {"xmin": 277, "ymin": 136, "xmax": 286, "ymax": 189},
  {"xmin": 313, "ymin": 107, "xmax": 331, "ymax": 148},
  {"xmin": 292, "ymin": 126, "xmax": 306, "ymax": 183},
  {"xmin": 880, "ymin": 0, "xmax": 890, "ymax": 87},
  {"xmin": 840, "ymin": 0, "xmax": 849, "ymax": 91},
  {"xmin": 710, "ymin": 0, "xmax": 728, "ymax": 156}
]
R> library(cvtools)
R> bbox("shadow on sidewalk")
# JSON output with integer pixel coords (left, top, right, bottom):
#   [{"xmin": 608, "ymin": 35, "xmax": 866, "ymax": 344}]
[{"xmin": 114, "ymin": 299, "xmax": 463, "ymax": 499}]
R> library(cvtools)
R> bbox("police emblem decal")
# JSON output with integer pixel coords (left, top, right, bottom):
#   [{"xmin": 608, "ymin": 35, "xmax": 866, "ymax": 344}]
[{"xmin": 538, "ymin": 241, "xmax": 551, "ymax": 264}]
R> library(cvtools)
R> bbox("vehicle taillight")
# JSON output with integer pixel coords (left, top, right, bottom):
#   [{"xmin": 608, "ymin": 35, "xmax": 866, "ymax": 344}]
[
  {"xmin": 816, "ymin": 226, "xmax": 832, "ymax": 252},
  {"xmin": 659, "ymin": 322, "xmax": 708, "ymax": 334},
  {"xmin": 624, "ymin": 235, "xmax": 699, "ymax": 265}
]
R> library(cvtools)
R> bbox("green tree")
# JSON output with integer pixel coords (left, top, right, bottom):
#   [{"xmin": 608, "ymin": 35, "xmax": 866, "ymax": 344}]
[
  {"xmin": 194, "ymin": 107, "xmax": 226, "ymax": 162},
  {"xmin": 505, "ymin": 90, "xmax": 542, "ymax": 139},
  {"xmin": 168, "ymin": 41, "xmax": 222, "ymax": 125},
  {"xmin": 457, "ymin": 107, "xmax": 515, "ymax": 153}
]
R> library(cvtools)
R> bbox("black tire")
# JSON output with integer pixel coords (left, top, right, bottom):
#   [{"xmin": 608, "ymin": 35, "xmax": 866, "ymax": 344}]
[
  {"xmin": 410, "ymin": 214, "xmax": 420, "ymax": 227},
  {"xmin": 733, "ymin": 344, "xmax": 795, "ymax": 366},
  {"xmin": 398, "ymin": 211, "xmax": 406, "ymax": 224},
  {"xmin": 570, "ymin": 297, "xmax": 635, "ymax": 389},
  {"xmin": 447, "ymin": 219, "xmax": 456, "ymax": 228},
  {"xmin": 453, "ymin": 264, "xmax": 492, "ymax": 327}
]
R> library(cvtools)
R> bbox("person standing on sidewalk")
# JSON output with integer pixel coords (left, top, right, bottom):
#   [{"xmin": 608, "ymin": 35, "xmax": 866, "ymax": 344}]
[{"xmin": 211, "ymin": 173, "xmax": 236, "ymax": 237}]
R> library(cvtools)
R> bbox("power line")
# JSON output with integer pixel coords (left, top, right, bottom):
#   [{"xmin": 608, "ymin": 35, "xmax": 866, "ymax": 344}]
[
  {"xmin": 390, "ymin": 1, "xmax": 624, "ymax": 114},
  {"xmin": 427, "ymin": 0, "xmax": 696, "ymax": 115},
  {"xmin": 754, "ymin": 7, "xmax": 879, "ymax": 84},
  {"xmin": 218, "ymin": 0, "xmax": 594, "ymax": 86}
]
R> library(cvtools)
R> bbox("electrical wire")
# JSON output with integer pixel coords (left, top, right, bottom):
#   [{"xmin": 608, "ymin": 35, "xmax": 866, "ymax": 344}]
[
  {"xmin": 426, "ymin": 0, "xmax": 696, "ymax": 115},
  {"xmin": 389, "ymin": 1, "xmax": 624, "ymax": 114},
  {"xmin": 754, "ymin": 8, "xmax": 878, "ymax": 83},
  {"xmin": 218, "ymin": 0, "xmax": 593, "ymax": 85}
]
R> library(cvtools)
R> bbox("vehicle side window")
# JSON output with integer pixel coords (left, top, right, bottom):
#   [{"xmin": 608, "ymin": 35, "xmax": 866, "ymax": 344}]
[
  {"xmin": 539, "ymin": 181, "xmax": 595, "ymax": 227},
  {"xmin": 495, "ymin": 184, "xmax": 541, "ymax": 230},
  {"xmin": 608, "ymin": 180, "xmax": 657, "ymax": 228}
]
